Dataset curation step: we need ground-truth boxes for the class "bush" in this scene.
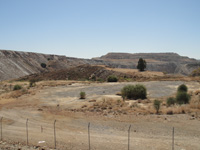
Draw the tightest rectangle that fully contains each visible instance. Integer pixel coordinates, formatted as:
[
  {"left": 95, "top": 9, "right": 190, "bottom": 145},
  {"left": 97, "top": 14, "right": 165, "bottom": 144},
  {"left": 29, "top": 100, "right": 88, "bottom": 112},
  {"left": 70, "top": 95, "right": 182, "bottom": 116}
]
[
  {"left": 167, "top": 97, "right": 176, "bottom": 106},
  {"left": 153, "top": 100, "right": 161, "bottom": 114},
  {"left": 176, "top": 91, "right": 190, "bottom": 104},
  {"left": 13, "top": 84, "right": 22, "bottom": 91},
  {"left": 80, "top": 92, "right": 86, "bottom": 99},
  {"left": 121, "top": 84, "right": 147, "bottom": 100},
  {"left": 107, "top": 76, "right": 118, "bottom": 82},
  {"left": 41, "top": 63, "right": 47, "bottom": 68},
  {"left": 29, "top": 79, "right": 37, "bottom": 87},
  {"left": 177, "top": 84, "right": 188, "bottom": 92}
]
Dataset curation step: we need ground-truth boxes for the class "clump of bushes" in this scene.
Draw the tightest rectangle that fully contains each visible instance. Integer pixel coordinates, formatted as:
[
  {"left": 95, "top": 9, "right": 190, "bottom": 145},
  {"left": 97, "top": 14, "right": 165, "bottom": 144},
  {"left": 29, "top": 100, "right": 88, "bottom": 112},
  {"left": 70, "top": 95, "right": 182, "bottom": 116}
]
[
  {"left": 153, "top": 100, "right": 161, "bottom": 114},
  {"left": 80, "top": 92, "right": 86, "bottom": 99},
  {"left": 13, "top": 84, "right": 22, "bottom": 90},
  {"left": 41, "top": 63, "right": 47, "bottom": 68},
  {"left": 167, "top": 97, "right": 176, "bottom": 106},
  {"left": 167, "top": 84, "right": 190, "bottom": 106},
  {"left": 107, "top": 75, "right": 118, "bottom": 82},
  {"left": 121, "top": 84, "right": 147, "bottom": 100}
]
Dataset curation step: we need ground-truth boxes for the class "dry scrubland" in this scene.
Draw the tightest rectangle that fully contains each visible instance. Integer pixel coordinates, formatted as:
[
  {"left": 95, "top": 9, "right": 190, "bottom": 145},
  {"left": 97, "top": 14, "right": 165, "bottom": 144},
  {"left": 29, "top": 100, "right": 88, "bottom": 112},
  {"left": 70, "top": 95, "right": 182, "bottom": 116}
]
[{"left": 0, "top": 79, "right": 200, "bottom": 149}]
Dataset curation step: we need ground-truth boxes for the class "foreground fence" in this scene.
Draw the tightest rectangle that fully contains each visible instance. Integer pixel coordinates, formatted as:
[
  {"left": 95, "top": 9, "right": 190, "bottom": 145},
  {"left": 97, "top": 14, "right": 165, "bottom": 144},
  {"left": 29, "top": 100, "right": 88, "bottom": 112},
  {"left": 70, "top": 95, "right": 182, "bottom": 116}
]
[{"left": 0, "top": 116, "right": 179, "bottom": 150}]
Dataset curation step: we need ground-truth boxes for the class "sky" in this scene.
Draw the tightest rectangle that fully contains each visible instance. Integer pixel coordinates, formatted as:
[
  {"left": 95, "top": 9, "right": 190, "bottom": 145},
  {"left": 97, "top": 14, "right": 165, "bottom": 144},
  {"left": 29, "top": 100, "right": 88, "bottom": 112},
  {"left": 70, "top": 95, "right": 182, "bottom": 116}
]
[{"left": 0, "top": 0, "right": 200, "bottom": 59}]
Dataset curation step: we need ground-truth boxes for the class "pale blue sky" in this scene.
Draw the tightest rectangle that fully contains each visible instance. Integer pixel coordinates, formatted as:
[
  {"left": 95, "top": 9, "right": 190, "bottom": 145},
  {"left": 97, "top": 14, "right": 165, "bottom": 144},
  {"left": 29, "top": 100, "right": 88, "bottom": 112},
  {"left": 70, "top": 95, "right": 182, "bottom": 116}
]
[{"left": 0, "top": 0, "right": 200, "bottom": 59}]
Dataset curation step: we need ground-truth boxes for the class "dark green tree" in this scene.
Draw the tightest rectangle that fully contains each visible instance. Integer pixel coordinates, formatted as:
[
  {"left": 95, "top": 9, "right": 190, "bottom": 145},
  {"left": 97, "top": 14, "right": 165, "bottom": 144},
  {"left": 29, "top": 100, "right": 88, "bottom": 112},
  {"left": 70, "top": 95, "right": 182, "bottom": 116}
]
[
  {"left": 41, "top": 63, "right": 47, "bottom": 68},
  {"left": 137, "top": 58, "right": 146, "bottom": 71}
]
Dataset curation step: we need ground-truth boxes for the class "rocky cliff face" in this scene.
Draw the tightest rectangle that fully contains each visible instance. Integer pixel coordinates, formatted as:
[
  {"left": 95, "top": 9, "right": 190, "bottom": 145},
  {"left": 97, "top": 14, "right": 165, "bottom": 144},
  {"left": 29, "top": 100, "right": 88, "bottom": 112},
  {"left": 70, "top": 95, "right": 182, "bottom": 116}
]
[{"left": 0, "top": 50, "right": 199, "bottom": 81}]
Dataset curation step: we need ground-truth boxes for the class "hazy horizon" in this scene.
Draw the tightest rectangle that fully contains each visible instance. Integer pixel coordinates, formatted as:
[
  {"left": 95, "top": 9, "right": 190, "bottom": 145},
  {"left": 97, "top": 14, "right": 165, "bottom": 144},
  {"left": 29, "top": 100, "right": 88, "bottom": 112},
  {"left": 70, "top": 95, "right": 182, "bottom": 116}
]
[{"left": 1, "top": 48, "right": 199, "bottom": 60}]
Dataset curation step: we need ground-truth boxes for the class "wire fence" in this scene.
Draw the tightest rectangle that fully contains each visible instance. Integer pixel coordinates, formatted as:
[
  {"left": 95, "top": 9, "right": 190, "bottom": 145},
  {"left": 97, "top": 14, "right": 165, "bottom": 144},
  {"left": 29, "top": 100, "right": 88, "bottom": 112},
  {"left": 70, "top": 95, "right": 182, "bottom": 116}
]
[{"left": 0, "top": 116, "right": 181, "bottom": 150}]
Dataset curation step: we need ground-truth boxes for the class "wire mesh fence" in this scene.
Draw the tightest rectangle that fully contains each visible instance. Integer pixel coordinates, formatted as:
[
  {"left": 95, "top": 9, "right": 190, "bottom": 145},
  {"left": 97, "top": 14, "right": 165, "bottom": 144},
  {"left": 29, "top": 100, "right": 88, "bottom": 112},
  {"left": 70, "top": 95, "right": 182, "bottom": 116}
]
[{"left": 0, "top": 116, "right": 181, "bottom": 150}]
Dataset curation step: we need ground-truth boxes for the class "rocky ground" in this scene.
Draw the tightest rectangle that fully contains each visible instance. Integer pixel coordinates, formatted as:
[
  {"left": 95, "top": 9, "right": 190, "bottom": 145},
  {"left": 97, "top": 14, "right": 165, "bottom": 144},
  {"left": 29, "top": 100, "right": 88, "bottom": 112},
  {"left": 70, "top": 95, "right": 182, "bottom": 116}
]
[{"left": 0, "top": 80, "right": 200, "bottom": 150}]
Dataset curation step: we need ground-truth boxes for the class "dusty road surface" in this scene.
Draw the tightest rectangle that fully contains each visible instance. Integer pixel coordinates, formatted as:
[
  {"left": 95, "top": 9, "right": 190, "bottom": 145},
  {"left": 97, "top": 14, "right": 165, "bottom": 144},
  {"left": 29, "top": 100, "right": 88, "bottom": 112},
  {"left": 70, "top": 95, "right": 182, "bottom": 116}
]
[{"left": 0, "top": 81, "right": 200, "bottom": 150}]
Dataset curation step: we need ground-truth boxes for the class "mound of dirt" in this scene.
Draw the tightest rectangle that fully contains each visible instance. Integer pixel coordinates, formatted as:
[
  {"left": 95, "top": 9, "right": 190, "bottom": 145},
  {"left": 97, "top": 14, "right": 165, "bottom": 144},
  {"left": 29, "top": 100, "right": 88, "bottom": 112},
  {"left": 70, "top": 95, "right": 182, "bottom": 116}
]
[
  {"left": 17, "top": 65, "right": 129, "bottom": 81},
  {"left": 17, "top": 64, "right": 198, "bottom": 82}
]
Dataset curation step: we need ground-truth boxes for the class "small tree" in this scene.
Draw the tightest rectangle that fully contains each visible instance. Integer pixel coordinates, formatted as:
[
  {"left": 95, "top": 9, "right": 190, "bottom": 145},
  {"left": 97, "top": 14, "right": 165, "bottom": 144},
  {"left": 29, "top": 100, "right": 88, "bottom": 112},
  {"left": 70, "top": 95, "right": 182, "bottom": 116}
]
[
  {"left": 177, "top": 84, "right": 188, "bottom": 92},
  {"left": 80, "top": 92, "right": 86, "bottom": 99},
  {"left": 154, "top": 100, "right": 161, "bottom": 114},
  {"left": 137, "top": 58, "right": 146, "bottom": 71}
]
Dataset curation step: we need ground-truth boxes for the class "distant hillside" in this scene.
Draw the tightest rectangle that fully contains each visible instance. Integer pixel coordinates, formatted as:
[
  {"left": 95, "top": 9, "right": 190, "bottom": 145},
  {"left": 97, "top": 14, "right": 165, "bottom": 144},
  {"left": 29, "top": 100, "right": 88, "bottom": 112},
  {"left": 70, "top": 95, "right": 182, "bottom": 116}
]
[
  {"left": 0, "top": 50, "right": 199, "bottom": 81},
  {"left": 93, "top": 52, "right": 200, "bottom": 75},
  {"left": 0, "top": 50, "right": 104, "bottom": 81}
]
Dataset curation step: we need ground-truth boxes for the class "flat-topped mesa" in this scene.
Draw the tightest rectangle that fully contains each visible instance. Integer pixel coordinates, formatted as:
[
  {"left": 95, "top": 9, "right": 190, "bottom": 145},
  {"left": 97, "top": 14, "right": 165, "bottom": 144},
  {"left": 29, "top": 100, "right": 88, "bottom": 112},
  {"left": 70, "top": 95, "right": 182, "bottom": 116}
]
[{"left": 98, "top": 52, "right": 196, "bottom": 63}]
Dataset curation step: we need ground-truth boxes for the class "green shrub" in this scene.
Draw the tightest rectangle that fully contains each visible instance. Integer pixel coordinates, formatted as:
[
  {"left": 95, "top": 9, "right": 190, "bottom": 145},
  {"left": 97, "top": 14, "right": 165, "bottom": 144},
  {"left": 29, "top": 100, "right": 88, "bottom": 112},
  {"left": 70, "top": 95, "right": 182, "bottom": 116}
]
[
  {"left": 153, "top": 100, "right": 161, "bottom": 114},
  {"left": 80, "top": 92, "right": 86, "bottom": 99},
  {"left": 13, "top": 84, "right": 22, "bottom": 91},
  {"left": 97, "top": 78, "right": 104, "bottom": 82},
  {"left": 176, "top": 91, "right": 190, "bottom": 104},
  {"left": 177, "top": 84, "right": 188, "bottom": 92},
  {"left": 167, "top": 97, "right": 176, "bottom": 106},
  {"left": 107, "top": 75, "right": 118, "bottom": 82},
  {"left": 41, "top": 63, "right": 47, "bottom": 68},
  {"left": 121, "top": 84, "right": 147, "bottom": 100}
]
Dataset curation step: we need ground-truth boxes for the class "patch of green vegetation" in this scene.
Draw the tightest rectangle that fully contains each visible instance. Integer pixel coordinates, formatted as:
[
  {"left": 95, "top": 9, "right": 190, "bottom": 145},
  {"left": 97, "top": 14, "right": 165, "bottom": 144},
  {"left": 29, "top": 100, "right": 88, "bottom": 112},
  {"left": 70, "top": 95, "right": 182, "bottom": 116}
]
[
  {"left": 154, "top": 100, "right": 161, "bottom": 114},
  {"left": 80, "top": 92, "right": 86, "bottom": 99},
  {"left": 167, "top": 97, "right": 176, "bottom": 106},
  {"left": 13, "top": 84, "right": 22, "bottom": 90},
  {"left": 107, "top": 75, "right": 118, "bottom": 82},
  {"left": 121, "top": 84, "right": 147, "bottom": 100}
]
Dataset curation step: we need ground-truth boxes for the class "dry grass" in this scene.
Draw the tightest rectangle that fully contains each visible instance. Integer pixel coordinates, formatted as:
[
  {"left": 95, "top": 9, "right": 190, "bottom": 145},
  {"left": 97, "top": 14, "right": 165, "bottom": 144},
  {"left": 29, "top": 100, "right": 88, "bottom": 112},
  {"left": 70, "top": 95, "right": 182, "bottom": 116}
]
[
  {"left": 77, "top": 91, "right": 200, "bottom": 116},
  {"left": 161, "top": 92, "right": 200, "bottom": 115}
]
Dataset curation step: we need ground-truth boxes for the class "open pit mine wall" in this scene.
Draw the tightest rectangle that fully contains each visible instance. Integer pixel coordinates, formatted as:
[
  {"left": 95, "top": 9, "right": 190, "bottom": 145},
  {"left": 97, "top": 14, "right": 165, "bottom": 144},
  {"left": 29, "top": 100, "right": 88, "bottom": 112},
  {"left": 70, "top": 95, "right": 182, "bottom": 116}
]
[{"left": 0, "top": 50, "right": 199, "bottom": 81}]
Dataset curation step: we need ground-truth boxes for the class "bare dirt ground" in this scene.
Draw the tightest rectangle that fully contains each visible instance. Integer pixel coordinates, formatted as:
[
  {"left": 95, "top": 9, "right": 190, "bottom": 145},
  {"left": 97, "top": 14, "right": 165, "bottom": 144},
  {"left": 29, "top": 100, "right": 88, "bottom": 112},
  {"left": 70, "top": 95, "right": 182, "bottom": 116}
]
[{"left": 0, "top": 81, "right": 200, "bottom": 150}]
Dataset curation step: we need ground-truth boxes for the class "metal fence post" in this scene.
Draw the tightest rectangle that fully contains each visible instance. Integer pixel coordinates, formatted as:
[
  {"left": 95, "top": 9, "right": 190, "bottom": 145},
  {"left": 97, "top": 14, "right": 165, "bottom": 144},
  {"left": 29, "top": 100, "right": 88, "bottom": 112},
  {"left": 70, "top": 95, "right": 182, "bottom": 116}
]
[
  {"left": 88, "top": 122, "right": 90, "bottom": 150},
  {"left": 172, "top": 127, "right": 174, "bottom": 150},
  {"left": 54, "top": 120, "right": 57, "bottom": 149},
  {"left": 128, "top": 125, "right": 131, "bottom": 150},
  {"left": 26, "top": 119, "right": 29, "bottom": 146},
  {"left": 1, "top": 117, "right": 3, "bottom": 141}
]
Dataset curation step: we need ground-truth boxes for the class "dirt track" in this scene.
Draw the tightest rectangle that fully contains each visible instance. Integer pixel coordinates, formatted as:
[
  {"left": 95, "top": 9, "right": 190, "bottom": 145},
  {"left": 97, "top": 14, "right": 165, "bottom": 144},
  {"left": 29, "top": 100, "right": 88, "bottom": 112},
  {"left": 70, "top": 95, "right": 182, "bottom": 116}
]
[{"left": 0, "top": 81, "right": 200, "bottom": 150}]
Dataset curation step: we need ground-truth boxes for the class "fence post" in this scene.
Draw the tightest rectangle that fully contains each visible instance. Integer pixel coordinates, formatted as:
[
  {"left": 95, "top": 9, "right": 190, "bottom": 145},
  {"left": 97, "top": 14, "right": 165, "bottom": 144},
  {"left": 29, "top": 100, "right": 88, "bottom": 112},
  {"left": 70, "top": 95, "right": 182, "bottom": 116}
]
[
  {"left": 88, "top": 122, "right": 90, "bottom": 150},
  {"left": 128, "top": 125, "right": 131, "bottom": 150},
  {"left": 54, "top": 120, "right": 57, "bottom": 149},
  {"left": 26, "top": 119, "right": 29, "bottom": 146},
  {"left": 172, "top": 127, "right": 174, "bottom": 150},
  {"left": 1, "top": 117, "right": 3, "bottom": 141},
  {"left": 41, "top": 125, "right": 43, "bottom": 133}
]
